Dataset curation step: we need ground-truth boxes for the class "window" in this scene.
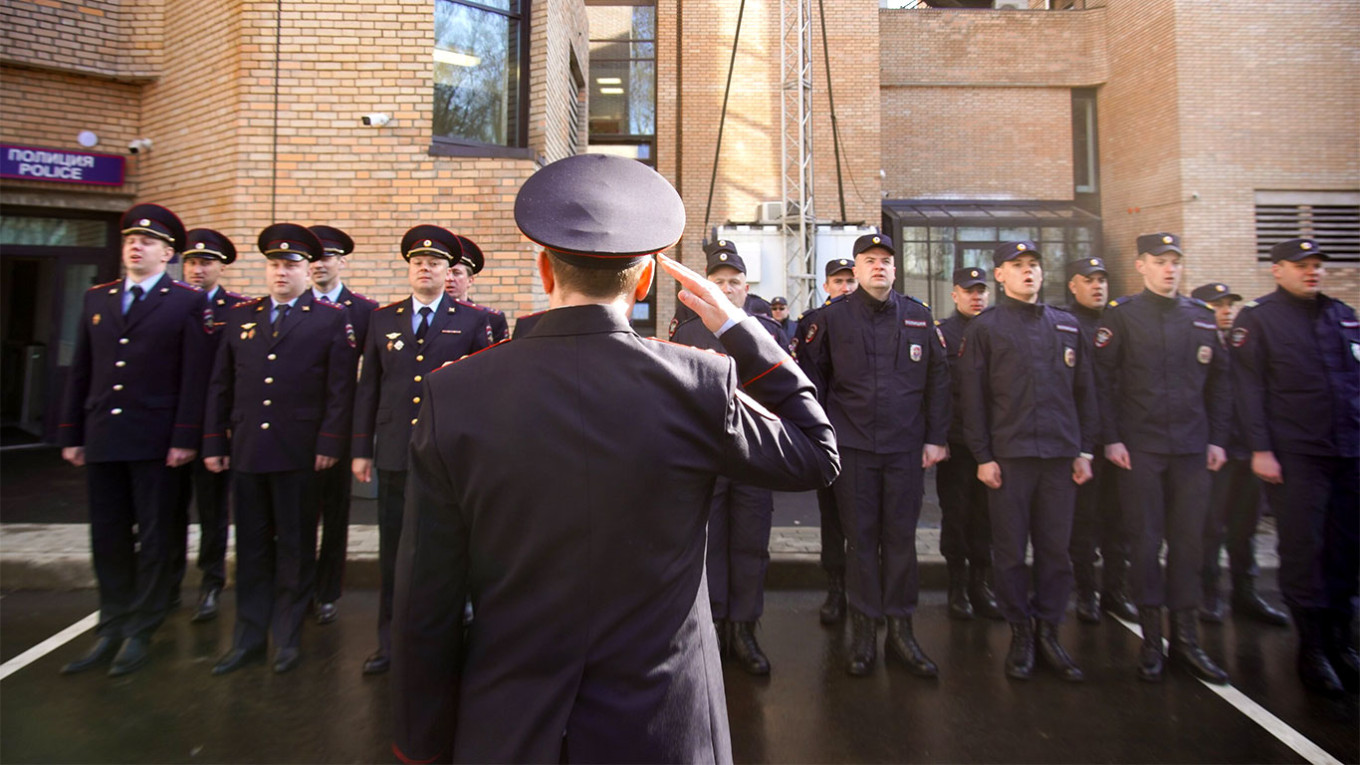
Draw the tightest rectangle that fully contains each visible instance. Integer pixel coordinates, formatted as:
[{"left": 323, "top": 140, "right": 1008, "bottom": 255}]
[
  {"left": 587, "top": 2, "right": 656, "bottom": 163},
  {"left": 431, "top": 0, "right": 529, "bottom": 155},
  {"left": 1254, "top": 191, "right": 1360, "bottom": 262},
  {"left": 1071, "top": 89, "right": 1099, "bottom": 196}
]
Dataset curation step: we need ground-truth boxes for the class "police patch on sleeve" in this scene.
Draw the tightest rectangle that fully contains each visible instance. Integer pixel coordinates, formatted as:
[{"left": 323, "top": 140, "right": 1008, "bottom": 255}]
[
  {"left": 1197, "top": 344, "right": 1213, "bottom": 364},
  {"left": 345, "top": 323, "right": 357, "bottom": 348},
  {"left": 936, "top": 326, "right": 947, "bottom": 348},
  {"left": 1094, "top": 327, "right": 1113, "bottom": 348},
  {"left": 203, "top": 307, "right": 217, "bottom": 334},
  {"left": 909, "top": 343, "right": 922, "bottom": 362},
  {"left": 1064, "top": 347, "right": 1076, "bottom": 368},
  {"left": 1230, "top": 327, "right": 1249, "bottom": 348},
  {"left": 805, "top": 322, "right": 819, "bottom": 344},
  {"left": 668, "top": 316, "right": 678, "bottom": 339}
]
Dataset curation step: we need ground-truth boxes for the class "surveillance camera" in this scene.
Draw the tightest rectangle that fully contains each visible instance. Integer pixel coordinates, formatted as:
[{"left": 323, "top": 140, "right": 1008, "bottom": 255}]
[
  {"left": 128, "top": 138, "right": 153, "bottom": 154},
  {"left": 360, "top": 113, "right": 391, "bottom": 127}
]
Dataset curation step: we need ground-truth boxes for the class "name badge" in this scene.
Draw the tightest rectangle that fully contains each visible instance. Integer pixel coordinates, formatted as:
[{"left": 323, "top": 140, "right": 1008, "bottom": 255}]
[
  {"left": 903, "top": 319, "right": 927, "bottom": 328},
  {"left": 441, "top": 329, "right": 461, "bottom": 334},
  {"left": 1193, "top": 320, "right": 1217, "bottom": 331},
  {"left": 1055, "top": 324, "right": 1079, "bottom": 334}
]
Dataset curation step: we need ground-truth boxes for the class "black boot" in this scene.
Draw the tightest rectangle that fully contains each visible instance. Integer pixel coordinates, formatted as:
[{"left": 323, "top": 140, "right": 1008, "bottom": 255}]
[
  {"left": 847, "top": 610, "right": 877, "bottom": 677},
  {"left": 947, "top": 564, "right": 974, "bottom": 621},
  {"left": 1035, "top": 620, "right": 1084, "bottom": 682},
  {"left": 730, "top": 622, "right": 771, "bottom": 676},
  {"left": 60, "top": 636, "right": 120, "bottom": 675},
  {"left": 108, "top": 635, "right": 152, "bottom": 677},
  {"left": 819, "top": 570, "right": 846, "bottom": 625},
  {"left": 1325, "top": 609, "right": 1359, "bottom": 693},
  {"left": 1230, "top": 575, "right": 1289, "bottom": 627},
  {"left": 1005, "top": 620, "right": 1035, "bottom": 680},
  {"left": 969, "top": 565, "right": 1005, "bottom": 621},
  {"left": 886, "top": 616, "right": 938, "bottom": 677},
  {"left": 1293, "top": 608, "right": 1344, "bottom": 697},
  {"left": 1169, "top": 609, "right": 1229, "bottom": 685},
  {"left": 1073, "top": 563, "right": 1101, "bottom": 624},
  {"left": 1199, "top": 572, "right": 1224, "bottom": 624},
  {"left": 1101, "top": 561, "right": 1140, "bottom": 622},
  {"left": 713, "top": 619, "right": 730, "bottom": 660},
  {"left": 1137, "top": 607, "right": 1165, "bottom": 682}
]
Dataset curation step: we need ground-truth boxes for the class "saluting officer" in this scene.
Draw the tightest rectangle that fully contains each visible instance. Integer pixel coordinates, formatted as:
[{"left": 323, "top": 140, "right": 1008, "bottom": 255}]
[
  {"left": 204, "top": 224, "right": 358, "bottom": 675},
  {"left": 1190, "top": 281, "right": 1289, "bottom": 627},
  {"left": 1232, "top": 238, "right": 1358, "bottom": 697},
  {"left": 935, "top": 266, "right": 1002, "bottom": 621},
  {"left": 671, "top": 240, "right": 789, "bottom": 675},
  {"left": 58, "top": 203, "right": 212, "bottom": 677},
  {"left": 444, "top": 234, "right": 509, "bottom": 342},
  {"left": 1095, "top": 232, "right": 1231, "bottom": 685},
  {"left": 1064, "top": 257, "right": 1138, "bottom": 624},
  {"left": 307, "top": 225, "right": 377, "bottom": 625},
  {"left": 959, "top": 242, "right": 1095, "bottom": 682},
  {"left": 351, "top": 225, "right": 493, "bottom": 676},
  {"left": 793, "top": 256, "right": 858, "bottom": 624},
  {"left": 391, "top": 154, "right": 837, "bottom": 763},
  {"left": 175, "top": 228, "right": 247, "bottom": 623},
  {"left": 801, "top": 233, "right": 950, "bottom": 678}
]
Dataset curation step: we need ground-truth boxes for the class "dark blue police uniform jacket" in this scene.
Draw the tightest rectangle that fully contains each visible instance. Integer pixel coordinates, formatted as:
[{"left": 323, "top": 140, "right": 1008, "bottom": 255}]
[
  {"left": 799, "top": 288, "right": 950, "bottom": 453},
  {"left": 352, "top": 294, "right": 494, "bottom": 471},
  {"left": 392, "top": 306, "right": 838, "bottom": 765},
  {"left": 332, "top": 285, "right": 378, "bottom": 351},
  {"left": 203, "top": 292, "right": 356, "bottom": 473},
  {"left": 937, "top": 309, "right": 987, "bottom": 448},
  {"left": 59, "top": 273, "right": 213, "bottom": 462}
]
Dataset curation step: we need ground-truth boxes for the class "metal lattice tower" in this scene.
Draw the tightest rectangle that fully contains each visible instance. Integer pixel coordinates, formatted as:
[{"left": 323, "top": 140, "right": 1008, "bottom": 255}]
[{"left": 780, "top": 0, "right": 816, "bottom": 311}]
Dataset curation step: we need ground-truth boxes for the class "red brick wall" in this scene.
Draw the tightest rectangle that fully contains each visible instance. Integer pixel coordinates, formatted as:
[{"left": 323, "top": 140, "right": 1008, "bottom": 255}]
[{"left": 0, "top": 0, "right": 162, "bottom": 78}]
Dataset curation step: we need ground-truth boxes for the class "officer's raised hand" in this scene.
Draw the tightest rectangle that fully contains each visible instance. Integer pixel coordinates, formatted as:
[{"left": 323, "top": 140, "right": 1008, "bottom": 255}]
[{"left": 659, "top": 254, "right": 746, "bottom": 335}]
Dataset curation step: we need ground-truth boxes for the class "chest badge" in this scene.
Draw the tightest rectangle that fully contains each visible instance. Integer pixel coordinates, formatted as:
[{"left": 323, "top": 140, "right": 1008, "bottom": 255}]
[
  {"left": 92, "top": 313, "right": 101, "bottom": 326},
  {"left": 386, "top": 332, "right": 402, "bottom": 352},
  {"left": 1351, "top": 341, "right": 1359, "bottom": 362},
  {"left": 1094, "top": 327, "right": 1113, "bottom": 348},
  {"left": 1197, "top": 344, "right": 1213, "bottom": 364},
  {"left": 1064, "top": 347, "right": 1076, "bottom": 368},
  {"left": 240, "top": 322, "right": 257, "bottom": 340},
  {"left": 910, "top": 343, "right": 923, "bottom": 362}
]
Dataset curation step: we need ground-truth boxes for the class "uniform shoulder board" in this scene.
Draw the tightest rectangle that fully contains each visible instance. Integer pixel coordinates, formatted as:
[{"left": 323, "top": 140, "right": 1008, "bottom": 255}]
[
  {"left": 172, "top": 280, "right": 202, "bottom": 291},
  {"left": 1107, "top": 295, "right": 1132, "bottom": 309},
  {"left": 89, "top": 279, "right": 120, "bottom": 292},
  {"left": 1189, "top": 297, "right": 1213, "bottom": 310},
  {"left": 225, "top": 290, "right": 248, "bottom": 300},
  {"left": 1239, "top": 299, "right": 1259, "bottom": 310},
  {"left": 437, "top": 337, "right": 512, "bottom": 369},
  {"left": 233, "top": 297, "right": 266, "bottom": 310},
  {"left": 933, "top": 319, "right": 941, "bottom": 326},
  {"left": 904, "top": 294, "right": 929, "bottom": 309},
  {"left": 315, "top": 299, "right": 345, "bottom": 310},
  {"left": 379, "top": 299, "right": 405, "bottom": 311},
  {"left": 350, "top": 291, "right": 376, "bottom": 305},
  {"left": 517, "top": 309, "right": 546, "bottom": 320},
  {"left": 453, "top": 298, "right": 478, "bottom": 309}
]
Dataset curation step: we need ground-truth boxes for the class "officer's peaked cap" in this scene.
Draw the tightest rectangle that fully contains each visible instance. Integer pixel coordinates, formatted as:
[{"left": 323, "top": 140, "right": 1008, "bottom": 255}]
[
  {"left": 258, "top": 223, "right": 324, "bottom": 262},
  {"left": 401, "top": 225, "right": 462, "bottom": 263},
  {"left": 182, "top": 228, "right": 237, "bottom": 265},
  {"left": 121, "top": 203, "right": 186, "bottom": 249}
]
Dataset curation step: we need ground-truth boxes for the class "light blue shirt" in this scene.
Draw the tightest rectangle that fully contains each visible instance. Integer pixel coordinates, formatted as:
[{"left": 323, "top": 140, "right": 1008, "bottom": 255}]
[
  {"left": 122, "top": 273, "right": 163, "bottom": 314},
  {"left": 411, "top": 296, "right": 439, "bottom": 334},
  {"left": 270, "top": 297, "right": 299, "bottom": 325},
  {"left": 313, "top": 284, "right": 344, "bottom": 304}
]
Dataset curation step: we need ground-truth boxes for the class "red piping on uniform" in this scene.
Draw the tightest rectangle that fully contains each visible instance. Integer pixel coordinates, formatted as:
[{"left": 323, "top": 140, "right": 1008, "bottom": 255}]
[
  {"left": 391, "top": 743, "right": 440, "bottom": 764},
  {"left": 742, "top": 358, "right": 785, "bottom": 388},
  {"left": 540, "top": 245, "right": 663, "bottom": 260}
]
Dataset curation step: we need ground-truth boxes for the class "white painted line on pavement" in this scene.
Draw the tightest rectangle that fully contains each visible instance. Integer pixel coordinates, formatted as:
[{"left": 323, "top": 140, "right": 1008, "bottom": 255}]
[
  {"left": 0, "top": 611, "right": 99, "bottom": 681},
  {"left": 1111, "top": 614, "right": 1341, "bottom": 765}
]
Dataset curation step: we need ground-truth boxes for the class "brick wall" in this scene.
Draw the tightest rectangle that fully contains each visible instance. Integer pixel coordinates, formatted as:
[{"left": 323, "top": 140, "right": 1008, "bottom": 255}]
[{"left": 0, "top": 0, "right": 162, "bottom": 79}]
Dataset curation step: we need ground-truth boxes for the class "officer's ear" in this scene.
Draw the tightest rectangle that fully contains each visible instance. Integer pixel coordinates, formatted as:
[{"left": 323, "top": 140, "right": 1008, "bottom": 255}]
[
  {"left": 633, "top": 257, "right": 656, "bottom": 302},
  {"left": 536, "top": 249, "right": 556, "bottom": 296}
]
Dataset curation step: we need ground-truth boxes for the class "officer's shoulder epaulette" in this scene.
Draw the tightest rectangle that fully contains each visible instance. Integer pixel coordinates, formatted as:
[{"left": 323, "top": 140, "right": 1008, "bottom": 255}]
[
  {"left": 172, "top": 280, "right": 202, "bottom": 292},
  {"left": 1107, "top": 295, "right": 1133, "bottom": 309},
  {"left": 89, "top": 279, "right": 120, "bottom": 293},
  {"left": 233, "top": 297, "right": 266, "bottom": 310},
  {"left": 1187, "top": 296, "right": 1214, "bottom": 311},
  {"left": 349, "top": 291, "right": 376, "bottom": 305},
  {"left": 434, "top": 337, "right": 513, "bottom": 371},
  {"left": 1239, "top": 298, "right": 1261, "bottom": 311},
  {"left": 903, "top": 294, "right": 930, "bottom": 310},
  {"left": 378, "top": 299, "right": 405, "bottom": 312},
  {"left": 224, "top": 290, "right": 248, "bottom": 300},
  {"left": 1047, "top": 304, "right": 1078, "bottom": 318},
  {"left": 934, "top": 319, "right": 940, "bottom": 326},
  {"left": 314, "top": 299, "right": 345, "bottom": 311},
  {"left": 453, "top": 298, "right": 481, "bottom": 310},
  {"left": 516, "top": 308, "right": 546, "bottom": 321}
]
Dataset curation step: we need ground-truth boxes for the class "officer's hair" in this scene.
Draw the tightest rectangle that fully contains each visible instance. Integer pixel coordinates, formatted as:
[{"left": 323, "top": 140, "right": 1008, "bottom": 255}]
[{"left": 547, "top": 251, "right": 649, "bottom": 300}]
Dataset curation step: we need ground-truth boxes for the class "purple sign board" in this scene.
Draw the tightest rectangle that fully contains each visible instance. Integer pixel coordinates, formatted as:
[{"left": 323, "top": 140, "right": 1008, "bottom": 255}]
[{"left": 1, "top": 144, "right": 125, "bottom": 186}]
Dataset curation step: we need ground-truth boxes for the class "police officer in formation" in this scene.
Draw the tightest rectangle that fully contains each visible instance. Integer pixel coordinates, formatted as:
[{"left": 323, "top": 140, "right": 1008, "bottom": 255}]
[
  {"left": 1190, "top": 281, "right": 1289, "bottom": 628},
  {"left": 1063, "top": 257, "right": 1139, "bottom": 624},
  {"left": 350, "top": 225, "right": 494, "bottom": 675},
  {"left": 1231, "top": 238, "right": 1358, "bottom": 696},
  {"left": 959, "top": 241, "right": 1095, "bottom": 681},
  {"left": 793, "top": 257, "right": 858, "bottom": 625},
  {"left": 1095, "top": 232, "right": 1231, "bottom": 685},
  {"left": 307, "top": 225, "right": 377, "bottom": 626},
  {"left": 935, "top": 266, "right": 1003, "bottom": 621},
  {"left": 204, "top": 223, "right": 358, "bottom": 675},
  {"left": 671, "top": 240, "right": 790, "bottom": 675},
  {"left": 59, "top": 204, "right": 213, "bottom": 676},
  {"left": 175, "top": 228, "right": 247, "bottom": 623},
  {"left": 769, "top": 295, "right": 792, "bottom": 335},
  {"left": 801, "top": 233, "right": 949, "bottom": 678},
  {"left": 443, "top": 234, "right": 509, "bottom": 342}
]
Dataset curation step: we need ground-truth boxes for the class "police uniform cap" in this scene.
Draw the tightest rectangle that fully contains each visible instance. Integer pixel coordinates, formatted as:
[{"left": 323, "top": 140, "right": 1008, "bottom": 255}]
[
  {"left": 182, "top": 228, "right": 237, "bottom": 265},
  {"left": 258, "top": 223, "right": 324, "bottom": 262},
  {"left": 952, "top": 266, "right": 987, "bottom": 288},
  {"left": 704, "top": 239, "right": 746, "bottom": 275},
  {"left": 825, "top": 258, "right": 854, "bottom": 278},
  {"left": 514, "top": 153, "right": 685, "bottom": 270},
  {"left": 308, "top": 225, "right": 354, "bottom": 258},
  {"left": 1137, "top": 232, "right": 1182, "bottom": 257},
  {"left": 1190, "top": 282, "right": 1242, "bottom": 303},
  {"left": 852, "top": 233, "right": 895, "bottom": 258},
  {"left": 401, "top": 225, "right": 462, "bottom": 263},
  {"left": 770, "top": 296, "right": 788, "bottom": 307},
  {"left": 121, "top": 203, "right": 186, "bottom": 248},
  {"left": 453, "top": 234, "right": 485, "bottom": 274},
  {"left": 1065, "top": 256, "right": 1107, "bottom": 278},
  {"left": 993, "top": 240, "right": 1041, "bottom": 267},
  {"left": 1270, "top": 237, "right": 1329, "bottom": 263}
]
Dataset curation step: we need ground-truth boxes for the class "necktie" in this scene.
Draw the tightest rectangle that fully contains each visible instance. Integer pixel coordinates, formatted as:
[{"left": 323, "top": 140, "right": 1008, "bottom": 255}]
[
  {"left": 272, "top": 304, "right": 291, "bottom": 337},
  {"left": 416, "top": 306, "right": 432, "bottom": 343},
  {"left": 124, "top": 285, "right": 144, "bottom": 317}
]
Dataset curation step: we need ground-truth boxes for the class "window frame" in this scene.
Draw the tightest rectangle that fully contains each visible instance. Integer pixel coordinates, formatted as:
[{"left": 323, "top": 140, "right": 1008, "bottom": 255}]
[{"left": 428, "top": 0, "right": 533, "bottom": 159}]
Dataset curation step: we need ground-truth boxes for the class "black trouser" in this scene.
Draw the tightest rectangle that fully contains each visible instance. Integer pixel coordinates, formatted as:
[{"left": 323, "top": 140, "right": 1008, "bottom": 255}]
[
  {"left": 314, "top": 458, "right": 351, "bottom": 604},
  {"left": 86, "top": 460, "right": 184, "bottom": 639},
  {"left": 1120, "top": 450, "right": 1209, "bottom": 610},
  {"left": 1264, "top": 453, "right": 1359, "bottom": 614},
  {"left": 1202, "top": 457, "right": 1262, "bottom": 584},
  {"left": 706, "top": 477, "right": 773, "bottom": 622},
  {"left": 170, "top": 460, "right": 231, "bottom": 594},
  {"left": 817, "top": 487, "right": 845, "bottom": 574},
  {"left": 936, "top": 444, "right": 992, "bottom": 569},
  {"left": 231, "top": 469, "right": 318, "bottom": 652},
  {"left": 987, "top": 457, "right": 1076, "bottom": 624},
  {"left": 835, "top": 447, "right": 923, "bottom": 619},
  {"left": 1069, "top": 454, "right": 1129, "bottom": 588},
  {"left": 375, "top": 469, "right": 407, "bottom": 654}
]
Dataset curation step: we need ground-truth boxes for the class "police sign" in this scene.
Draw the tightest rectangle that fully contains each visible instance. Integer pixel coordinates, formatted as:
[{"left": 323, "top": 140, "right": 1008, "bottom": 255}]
[{"left": 1, "top": 144, "right": 124, "bottom": 186}]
